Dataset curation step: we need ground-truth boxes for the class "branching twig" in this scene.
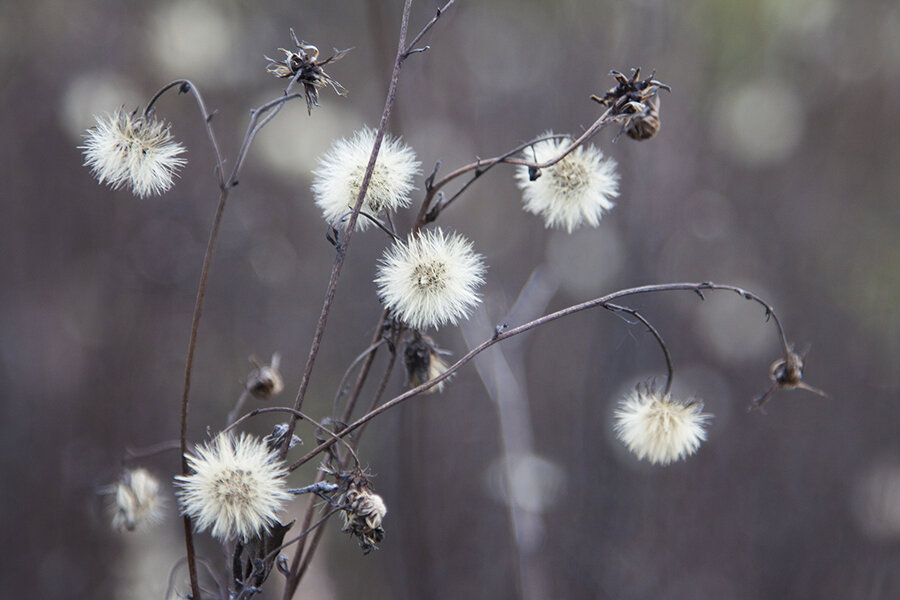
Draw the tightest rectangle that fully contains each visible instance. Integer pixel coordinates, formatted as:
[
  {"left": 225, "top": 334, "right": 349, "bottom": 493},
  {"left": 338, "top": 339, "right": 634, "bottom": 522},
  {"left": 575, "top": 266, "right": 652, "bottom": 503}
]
[{"left": 289, "top": 282, "right": 792, "bottom": 470}]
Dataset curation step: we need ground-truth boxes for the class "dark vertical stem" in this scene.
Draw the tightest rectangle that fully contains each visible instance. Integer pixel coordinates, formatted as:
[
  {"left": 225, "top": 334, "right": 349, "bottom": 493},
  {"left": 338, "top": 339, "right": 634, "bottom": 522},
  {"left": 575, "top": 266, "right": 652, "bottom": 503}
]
[{"left": 180, "top": 187, "right": 228, "bottom": 600}]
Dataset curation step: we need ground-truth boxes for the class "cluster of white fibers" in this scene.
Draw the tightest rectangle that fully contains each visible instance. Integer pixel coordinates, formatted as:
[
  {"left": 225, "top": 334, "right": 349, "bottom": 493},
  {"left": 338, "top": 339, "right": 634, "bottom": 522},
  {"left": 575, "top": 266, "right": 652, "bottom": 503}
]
[
  {"left": 614, "top": 385, "right": 711, "bottom": 466},
  {"left": 375, "top": 228, "right": 486, "bottom": 331},
  {"left": 175, "top": 433, "right": 291, "bottom": 542},
  {"left": 312, "top": 127, "right": 421, "bottom": 230},
  {"left": 514, "top": 133, "right": 619, "bottom": 233},
  {"left": 81, "top": 108, "right": 186, "bottom": 198}
]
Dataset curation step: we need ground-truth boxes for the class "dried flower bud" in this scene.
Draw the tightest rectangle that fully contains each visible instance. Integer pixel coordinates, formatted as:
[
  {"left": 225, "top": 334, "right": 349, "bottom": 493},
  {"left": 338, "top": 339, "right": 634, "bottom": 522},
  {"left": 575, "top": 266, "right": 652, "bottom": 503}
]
[
  {"left": 404, "top": 334, "right": 451, "bottom": 393},
  {"left": 339, "top": 473, "right": 387, "bottom": 554},
  {"left": 265, "top": 29, "right": 350, "bottom": 114},
  {"left": 753, "top": 346, "right": 828, "bottom": 409},
  {"left": 246, "top": 353, "right": 284, "bottom": 400},
  {"left": 590, "top": 67, "right": 670, "bottom": 141},
  {"left": 264, "top": 423, "right": 303, "bottom": 453},
  {"left": 109, "top": 468, "right": 165, "bottom": 531}
]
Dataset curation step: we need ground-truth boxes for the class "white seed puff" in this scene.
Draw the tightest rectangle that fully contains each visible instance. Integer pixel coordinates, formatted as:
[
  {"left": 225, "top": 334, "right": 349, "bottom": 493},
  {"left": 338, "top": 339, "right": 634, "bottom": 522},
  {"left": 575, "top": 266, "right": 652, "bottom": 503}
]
[
  {"left": 81, "top": 108, "right": 186, "bottom": 198},
  {"left": 312, "top": 127, "right": 421, "bottom": 230},
  {"left": 515, "top": 133, "right": 619, "bottom": 233},
  {"left": 375, "top": 228, "right": 486, "bottom": 331},
  {"left": 175, "top": 433, "right": 291, "bottom": 541},
  {"left": 614, "top": 385, "right": 711, "bottom": 465},
  {"left": 110, "top": 468, "right": 166, "bottom": 531}
]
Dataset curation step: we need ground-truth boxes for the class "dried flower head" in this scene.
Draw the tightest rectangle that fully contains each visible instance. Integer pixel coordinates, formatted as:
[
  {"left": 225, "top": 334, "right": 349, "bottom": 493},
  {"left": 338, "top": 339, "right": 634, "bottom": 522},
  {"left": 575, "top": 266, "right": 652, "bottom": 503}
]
[
  {"left": 591, "top": 67, "right": 670, "bottom": 141},
  {"left": 614, "top": 383, "right": 711, "bottom": 465},
  {"left": 312, "top": 127, "right": 421, "bottom": 231},
  {"left": 246, "top": 353, "right": 284, "bottom": 400},
  {"left": 266, "top": 29, "right": 350, "bottom": 114},
  {"left": 339, "top": 474, "right": 387, "bottom": 554},
  {"left": 80, "top": 108, "right": 186, "bottom": 198},
  {"left": 175, "top": 433, "right": 291, "bottom": 541},
  {"left": 109, "top": 468, "right": 165, "bottom": 531},
  {"left": 515, "top": 134, "right": 619, "bottom": 233},
  {"left": 404, "top": 334, "right": 451, "bottom": 393},
  {"left": 376, "top": 228, "right": 486, "bottom": 331},
  {"left": 752, "top": 346, "right": 828, "bottom": 410}
]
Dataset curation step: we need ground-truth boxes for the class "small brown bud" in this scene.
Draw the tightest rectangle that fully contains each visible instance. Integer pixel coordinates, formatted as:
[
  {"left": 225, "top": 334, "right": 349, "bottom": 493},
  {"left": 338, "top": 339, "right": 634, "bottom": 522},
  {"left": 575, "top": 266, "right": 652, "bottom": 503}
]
[
  {"left": 338, "top": 471, "right": 387, "bottom": 554},
  {"left": 246, "top": 353, "right": 284, "bottom": 400},
  {"left": 404, "top": 334, "right": 451, "bottom": 394}
]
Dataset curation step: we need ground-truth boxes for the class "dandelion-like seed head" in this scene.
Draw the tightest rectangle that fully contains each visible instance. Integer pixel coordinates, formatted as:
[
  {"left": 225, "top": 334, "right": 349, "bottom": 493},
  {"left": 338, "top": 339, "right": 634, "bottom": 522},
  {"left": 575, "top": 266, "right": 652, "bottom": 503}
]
[
  {"left": 80, "top": 108, "right": 186, "bottom": 198},
  {"left": 312, "top": 127, "right": 421, "bottom": 231},
  {"left": 614, "top": 383, "right": 711, "bottom": 466},
  {"left": 109, "top": 468, "right": 165, "bottom": 531},
  {"left": 514, "top": 133, "right": 619, "bottom": 233},
  {"left": 175, "top": 433, "right": 291, "bottom": 541},
  {"left": 376, "top": 228, "right": 486, "bottom": 331}
]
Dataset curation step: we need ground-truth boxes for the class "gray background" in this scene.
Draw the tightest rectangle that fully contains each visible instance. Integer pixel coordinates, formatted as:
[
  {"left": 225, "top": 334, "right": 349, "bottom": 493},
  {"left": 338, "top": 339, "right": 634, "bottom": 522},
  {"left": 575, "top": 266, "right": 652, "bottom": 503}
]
[{"left": 2, "top": 0, "right": 898, "bottom": 598}]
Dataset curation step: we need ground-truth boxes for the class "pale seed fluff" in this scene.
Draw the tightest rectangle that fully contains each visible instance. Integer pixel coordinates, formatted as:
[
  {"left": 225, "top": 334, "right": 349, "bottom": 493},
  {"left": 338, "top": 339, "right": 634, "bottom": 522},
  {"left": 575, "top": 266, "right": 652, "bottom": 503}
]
[
  {"left": 175, "top": 433, "right": 291, "bottom": 541},
  {"left": 514, "top": 133, "right": 619, "bottom": 233},
  {"left": 80, "top": 108, "right": 186, "bottom": 198},
  {"left": 110, "top": 468, "right": 166, "bottom": 531},
  {"left": 614, "top": 385, "right": 711, "bottom": 466},
  {"left": 312, "top": 127, "right": 421, "bottom": 230},
  {"left": 375, "top": 228, "right": 486, "bottom": 331}
]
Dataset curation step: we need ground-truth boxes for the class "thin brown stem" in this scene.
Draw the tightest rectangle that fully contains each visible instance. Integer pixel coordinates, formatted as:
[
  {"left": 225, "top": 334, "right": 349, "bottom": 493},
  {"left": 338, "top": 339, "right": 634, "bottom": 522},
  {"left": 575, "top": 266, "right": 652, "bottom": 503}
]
[
  {"left": 280, "top": 0, "right": 420, "bottom": 462},
  {"left": 603, "top": 302, "right": 674, "bottom": 395},
  {"left": 289, "top": 281, "right": 791, "bottom": 469},
  {"left": 332, "top": 338, "right": 387, "bottom": 419}
]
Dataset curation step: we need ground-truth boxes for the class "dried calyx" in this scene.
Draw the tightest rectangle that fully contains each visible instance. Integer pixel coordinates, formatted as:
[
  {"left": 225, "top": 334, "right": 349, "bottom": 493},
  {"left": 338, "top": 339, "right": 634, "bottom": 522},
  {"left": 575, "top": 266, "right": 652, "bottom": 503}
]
[
  {"left": 591, "top": 67, "right": 670, "bottom": 141},
  {"left": 266, "top": 29, "right": 351, "bottom": 114},
  {"left": 335, "top": 470, "right": 387, "bottom": 554}
]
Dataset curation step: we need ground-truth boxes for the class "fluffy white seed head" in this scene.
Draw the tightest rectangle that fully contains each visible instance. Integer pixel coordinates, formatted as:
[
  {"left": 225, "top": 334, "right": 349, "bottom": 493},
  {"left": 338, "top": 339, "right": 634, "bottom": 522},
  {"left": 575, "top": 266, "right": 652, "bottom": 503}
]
[
  {"left": 614, "top": 385, "right": 711, "bottom": 465},
  {"left": 175, "top": 433, "right": 291, "bottom": 541},
  {"left": 312, "top": 127, "right": 421, "bottom": 231},
  {"left": 110, "top": 468, "right": 166, "bottom": 531},
  {"left": 514, "top": 134, "right": 619, "bottom": 233},
  {"left": 80, "top": 108, "right": 186, "bottom": 198},
  {"left": 375, "top": 228, "right": 486, "bottom": 331}
]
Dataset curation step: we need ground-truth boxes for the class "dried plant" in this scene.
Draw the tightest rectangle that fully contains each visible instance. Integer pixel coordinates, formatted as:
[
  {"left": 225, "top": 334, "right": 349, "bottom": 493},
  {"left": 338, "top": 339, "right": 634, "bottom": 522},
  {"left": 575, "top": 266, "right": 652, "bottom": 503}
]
[{"left": 82, "top": 2, "right": 826, "bottom": 598}]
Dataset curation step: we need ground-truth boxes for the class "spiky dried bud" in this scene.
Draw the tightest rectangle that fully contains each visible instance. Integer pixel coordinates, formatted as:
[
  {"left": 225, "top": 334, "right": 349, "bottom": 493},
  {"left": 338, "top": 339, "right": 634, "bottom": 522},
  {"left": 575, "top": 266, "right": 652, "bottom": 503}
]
[
  {"left": 591, "top": 67, "right": 670, "bottom": 141},
  {"left": 246, "top": 353, "right": 284, "bottom": 400},
  {"left": 404, "top": 334, "right": 451, "bottom": 393},
  {"left": 339, "top": 473, "right": 387, "bottom": 554},
  {"left": 266, "top": 29, "right": 350, "bottom": 114}
]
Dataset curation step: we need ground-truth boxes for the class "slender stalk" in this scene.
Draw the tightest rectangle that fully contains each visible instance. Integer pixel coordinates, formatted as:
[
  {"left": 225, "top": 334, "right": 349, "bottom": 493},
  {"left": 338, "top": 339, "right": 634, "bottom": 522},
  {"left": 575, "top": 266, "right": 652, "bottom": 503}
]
[
  {"left": 289, "top": 281, "right": 791, "bottom": 470},
  {"left": 602, "top": 302, "right": 674, "bottom": 394},
  {"left": 280, "top": 0, "right": 418, "bottom": 461}
]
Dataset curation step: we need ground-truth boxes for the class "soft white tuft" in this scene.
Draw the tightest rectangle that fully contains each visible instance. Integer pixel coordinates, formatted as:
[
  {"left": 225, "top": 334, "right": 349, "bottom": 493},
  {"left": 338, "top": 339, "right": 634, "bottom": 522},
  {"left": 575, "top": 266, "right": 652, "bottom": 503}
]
[
  {"left": 80, "top": 108, "right": 186, "bottom": 198},
  {"left": 514, "top": 133, "right": 619, "bottom": 233},
  {"left": 312, "top": 127, "right": 421, "bottom": 231},
  {"left": 614, "top": 385, "right": 711, "bottom": 465},
  {"left": 110, "top": 468, "right": 166, "bottom": 531},
  {"left": 175, "top": 433, "right": 291, "bottom": 541},
  {"left": 375, "top": 228, "right": 486, "bottom": 331}
]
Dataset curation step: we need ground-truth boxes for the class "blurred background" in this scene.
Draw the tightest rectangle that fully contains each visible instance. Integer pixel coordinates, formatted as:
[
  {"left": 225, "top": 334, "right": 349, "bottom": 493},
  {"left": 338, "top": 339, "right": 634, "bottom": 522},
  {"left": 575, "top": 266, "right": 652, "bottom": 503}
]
[{"left": 2, "top": 0, "right": 899, "bottom": 598}]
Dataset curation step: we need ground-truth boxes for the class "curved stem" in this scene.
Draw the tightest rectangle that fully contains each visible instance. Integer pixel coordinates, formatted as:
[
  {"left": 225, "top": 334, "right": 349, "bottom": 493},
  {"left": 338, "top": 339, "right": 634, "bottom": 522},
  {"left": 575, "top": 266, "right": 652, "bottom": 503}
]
[
  {"left": 603, "top": 302, "right": 674, "bottom": 395},
  {"left": 279, "top": 0, "right": 416, "bottom": 462},
  {"left": 123, "top": 439, "right": 182, "bottom": 462},
  {"left": 289, "top": 281, "right": 791, "bottom": 470},
  {"left": 146, "top": 79, "right": 227, "bottom": 187}
]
